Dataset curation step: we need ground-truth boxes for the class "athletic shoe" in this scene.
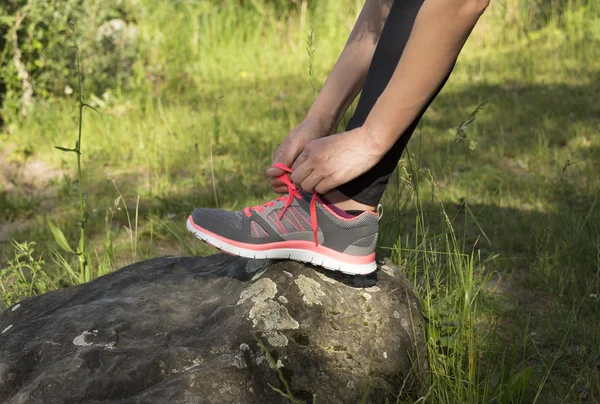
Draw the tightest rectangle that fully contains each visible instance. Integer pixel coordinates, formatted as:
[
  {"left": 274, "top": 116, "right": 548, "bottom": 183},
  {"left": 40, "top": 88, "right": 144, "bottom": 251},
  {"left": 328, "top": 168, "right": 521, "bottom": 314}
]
[{"left": 186, "top": 164, "right": 380, "bottom": 275}]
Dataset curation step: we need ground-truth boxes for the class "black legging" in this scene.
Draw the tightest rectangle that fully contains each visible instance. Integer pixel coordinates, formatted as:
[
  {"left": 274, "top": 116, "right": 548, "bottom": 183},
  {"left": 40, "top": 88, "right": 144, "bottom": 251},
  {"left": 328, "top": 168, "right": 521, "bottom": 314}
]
[{"left": 337, "top": 0, "right": 452, "bottom": 206}]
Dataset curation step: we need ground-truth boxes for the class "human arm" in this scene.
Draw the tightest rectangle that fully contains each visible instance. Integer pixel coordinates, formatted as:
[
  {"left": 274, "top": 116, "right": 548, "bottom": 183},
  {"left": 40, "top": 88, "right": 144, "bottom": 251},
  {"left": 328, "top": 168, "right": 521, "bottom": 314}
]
[
  {"left": 267, "top": 0, "right": 394, "bottom": 193},
  {"left": 290, "top": 0, "right": 490, "bottom": 194}
]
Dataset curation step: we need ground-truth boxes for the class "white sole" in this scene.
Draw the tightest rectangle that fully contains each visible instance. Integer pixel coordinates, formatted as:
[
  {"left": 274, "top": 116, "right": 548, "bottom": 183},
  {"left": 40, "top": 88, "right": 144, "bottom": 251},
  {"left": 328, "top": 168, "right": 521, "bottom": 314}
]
[{"left": 186, "top": 218, "right": 376, "bottom": 275}]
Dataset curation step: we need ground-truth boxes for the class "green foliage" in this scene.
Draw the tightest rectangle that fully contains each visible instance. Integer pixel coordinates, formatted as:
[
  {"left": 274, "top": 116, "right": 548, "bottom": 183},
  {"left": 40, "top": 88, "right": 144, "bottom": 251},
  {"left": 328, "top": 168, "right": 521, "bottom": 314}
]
[
  {"left": 2, "top": 0, "right": 594, "bottom": 126},
  {"left": 254, "top": 334, "right": 302, "bottom": 403},
  {"left": 47, "top": 218, "right": 75, "bottom": 254},
  {"left": 231, "top": 0, "right": 315, "bottom": 18},
  {"left": 306, "top": 29, "right": 316, "bottom": 101},
  {"left": 0, "top": 0, "right": 141, "bottom": 123},
  {"left": 0, "top": 189, "right": 39, "bottom": 221},
  {"left": 390, "top": 153, "right": 488, "bottom": 401},
  {"left": 0, "top": 241, "right": 52, "bottom": 308},
  {"left": 49, "top": 36, "right": 95, "bottom": 284},
  {"left": 519, "top": 0, "right": 598, "bottom": 30}
]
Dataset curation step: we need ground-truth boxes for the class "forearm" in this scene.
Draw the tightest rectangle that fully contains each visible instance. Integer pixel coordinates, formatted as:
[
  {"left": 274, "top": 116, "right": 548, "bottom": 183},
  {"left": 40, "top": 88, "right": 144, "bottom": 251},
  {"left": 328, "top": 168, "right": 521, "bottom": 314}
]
[
  {"left": 307, "top": 0, "right": 393, "bottom": 131},
  {"left": 363, "top": 0, "right": 489, "bottom": 152}
]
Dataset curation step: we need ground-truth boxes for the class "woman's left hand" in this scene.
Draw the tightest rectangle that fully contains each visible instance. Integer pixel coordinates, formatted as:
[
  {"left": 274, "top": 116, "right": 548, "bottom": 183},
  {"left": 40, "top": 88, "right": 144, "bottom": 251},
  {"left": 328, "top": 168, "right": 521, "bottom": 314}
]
[{"left": 290, "top": 126, "right": 385, "bottom": 194}]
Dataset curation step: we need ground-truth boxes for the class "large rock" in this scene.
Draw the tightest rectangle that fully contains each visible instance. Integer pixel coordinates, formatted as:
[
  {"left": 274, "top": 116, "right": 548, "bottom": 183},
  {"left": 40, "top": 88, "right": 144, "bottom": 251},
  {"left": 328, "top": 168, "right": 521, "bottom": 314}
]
[{"left": 0, "top": 254, "right": 427, "bottom": 403}]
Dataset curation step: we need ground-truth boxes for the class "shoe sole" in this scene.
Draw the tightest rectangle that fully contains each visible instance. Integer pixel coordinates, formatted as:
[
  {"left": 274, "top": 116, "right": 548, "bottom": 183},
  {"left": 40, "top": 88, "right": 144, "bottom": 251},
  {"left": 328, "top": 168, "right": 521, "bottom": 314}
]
[{"left": 186, "top": 216, "right": 377, "bottom": 275}]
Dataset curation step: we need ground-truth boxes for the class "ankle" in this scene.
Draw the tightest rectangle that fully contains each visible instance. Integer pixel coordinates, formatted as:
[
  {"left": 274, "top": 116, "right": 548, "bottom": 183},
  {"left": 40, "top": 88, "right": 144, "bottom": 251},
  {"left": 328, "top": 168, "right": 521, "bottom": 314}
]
[{"left": 322, "top": 190, "right": 375, "bottom": 212}]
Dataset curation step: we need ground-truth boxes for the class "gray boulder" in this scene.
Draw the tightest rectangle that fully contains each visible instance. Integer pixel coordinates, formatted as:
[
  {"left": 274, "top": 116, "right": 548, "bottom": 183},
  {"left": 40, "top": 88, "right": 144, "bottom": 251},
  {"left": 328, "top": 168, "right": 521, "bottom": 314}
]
[{"left": 0, "top": 254, "right": 427, "bottom": 403}]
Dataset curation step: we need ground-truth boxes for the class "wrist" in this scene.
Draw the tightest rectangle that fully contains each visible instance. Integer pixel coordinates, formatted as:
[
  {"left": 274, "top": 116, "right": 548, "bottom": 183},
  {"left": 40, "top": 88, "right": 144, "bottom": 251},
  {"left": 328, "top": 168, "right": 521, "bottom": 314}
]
[
  {"left": 303, "top": 111, "right": 337, "bottom": 135},
  {"left": 306, "top": 94, "right": 345, "bottom": 131},
  {"left": 359, "top": 120, "right": 391, "bottom": 158},
  {"left": 305, "top": 109, "right": 336, "bottom": 126}
]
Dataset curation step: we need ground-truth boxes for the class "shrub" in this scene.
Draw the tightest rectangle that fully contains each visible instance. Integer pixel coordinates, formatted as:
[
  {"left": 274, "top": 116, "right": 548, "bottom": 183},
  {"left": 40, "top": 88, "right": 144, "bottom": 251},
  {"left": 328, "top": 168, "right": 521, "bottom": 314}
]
[{"left": 0, "top": 0, "right": 141, "bottom": 125}]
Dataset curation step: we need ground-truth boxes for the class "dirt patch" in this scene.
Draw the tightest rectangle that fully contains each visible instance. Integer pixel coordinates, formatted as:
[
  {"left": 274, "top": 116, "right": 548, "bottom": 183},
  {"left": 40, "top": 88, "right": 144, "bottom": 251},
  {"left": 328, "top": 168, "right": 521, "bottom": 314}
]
[
  {"left": 0, "top": 220, "right": 30, "bottom": 242},
  {"left": 0, "top": 147, "right": 67, "bottom": 241},
  {"left": 0, "top": 148, "right": 66, "bottom": 197}
]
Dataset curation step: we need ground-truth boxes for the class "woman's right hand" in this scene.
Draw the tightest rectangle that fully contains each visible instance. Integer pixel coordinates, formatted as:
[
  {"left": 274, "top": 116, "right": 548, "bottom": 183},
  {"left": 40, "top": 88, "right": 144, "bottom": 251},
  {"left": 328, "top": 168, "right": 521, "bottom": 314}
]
[{"left": 266, "top": 115, "right": 336, "bottom": 193}]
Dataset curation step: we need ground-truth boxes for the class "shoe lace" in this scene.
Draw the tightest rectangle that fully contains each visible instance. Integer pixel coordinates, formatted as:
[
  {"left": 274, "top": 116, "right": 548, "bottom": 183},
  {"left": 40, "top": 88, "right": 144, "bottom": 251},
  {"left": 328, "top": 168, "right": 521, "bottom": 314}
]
[{"left": 243, "top": 163, "right": 319, "bottom": 246}]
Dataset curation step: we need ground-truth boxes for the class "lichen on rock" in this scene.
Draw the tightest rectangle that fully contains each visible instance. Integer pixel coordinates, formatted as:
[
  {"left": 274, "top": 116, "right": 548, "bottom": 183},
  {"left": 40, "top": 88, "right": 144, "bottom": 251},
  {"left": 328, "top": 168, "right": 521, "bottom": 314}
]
[
  {"left": 264, "top": 332, "right": 289, "bottom": 347},
  {"left": 294, "top": 274, "right": 326, "bottom": 306},
  {"left": 249, "top": 300, "right": 299, "bottom": 331},
  {"left": 237, "top": 278, "right": 277, "bottom": 305}
]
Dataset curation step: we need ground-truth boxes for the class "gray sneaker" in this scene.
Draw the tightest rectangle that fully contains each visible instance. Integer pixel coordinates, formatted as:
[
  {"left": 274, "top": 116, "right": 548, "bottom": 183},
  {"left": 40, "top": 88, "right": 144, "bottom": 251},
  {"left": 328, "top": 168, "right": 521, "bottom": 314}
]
[{"left": 187, "top": 169, "right": 379, "bottom": 275}]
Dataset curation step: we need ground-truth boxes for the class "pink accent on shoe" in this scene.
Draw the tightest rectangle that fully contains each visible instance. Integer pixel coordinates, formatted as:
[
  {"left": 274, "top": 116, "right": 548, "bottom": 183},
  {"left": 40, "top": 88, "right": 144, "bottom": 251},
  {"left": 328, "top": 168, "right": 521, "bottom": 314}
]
[
  {"left": 243, "top": 195, "right": 285, "bottom": 217},
  {"left": 309, "top": 193, "right": 318, "bottom": 246},
  {"left": 288, "top": 207, "right": 308, "bottom": 231},
  {"left": 243, "top": 164, "right": 319, "bottom": 246},
  {"left": 268, "top": 212, "right": 287, "bottom": 234},
  {"left": 320, "top": 195, "right": 357, "bottom": 219},
  {"left": 292, "top": 206, "right": 312, "bottom": 228},
  {"left": 243, "top": 164, "right": 301, "bottom": 219},
  {"left": 317, "top": 195, "right": 374, "bottom": 222},
  {"left": 189, "top": 216, "right": 375, "bottom": 265},
  {"left": 251, "top": 221, "right": 269, "bottom": 238},
  {"left": 257, "top": 222, "right": 269, "bottom": 237},
  {"left": 251, "top": 221, "right": 258, "bottom": 238},
  {"left": 284, "top": 215, "right": 302, "bottom": 232}
]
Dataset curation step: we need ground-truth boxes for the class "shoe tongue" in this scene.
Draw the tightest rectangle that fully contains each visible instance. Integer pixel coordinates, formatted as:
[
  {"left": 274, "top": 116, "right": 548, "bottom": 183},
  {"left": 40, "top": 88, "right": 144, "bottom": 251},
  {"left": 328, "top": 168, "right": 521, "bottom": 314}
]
[{"left": 297, "top": 190, "right": 314, "bottom": 202}]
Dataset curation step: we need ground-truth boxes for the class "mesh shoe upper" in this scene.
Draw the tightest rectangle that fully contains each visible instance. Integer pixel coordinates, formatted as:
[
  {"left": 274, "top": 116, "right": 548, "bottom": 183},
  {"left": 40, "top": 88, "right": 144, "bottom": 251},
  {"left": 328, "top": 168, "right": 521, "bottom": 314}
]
[
  {"left": 191, "top": 192, "right": 378, "bottom": 255},
  {"left": 200, "top": 209, "right": 244, "bottom": 229}
]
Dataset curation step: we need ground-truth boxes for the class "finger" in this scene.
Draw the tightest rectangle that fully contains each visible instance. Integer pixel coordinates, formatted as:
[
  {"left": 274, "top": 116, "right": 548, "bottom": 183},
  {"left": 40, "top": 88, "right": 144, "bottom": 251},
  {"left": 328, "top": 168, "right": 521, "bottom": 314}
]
[
  {"left": 273, "top": 185, "right": 288, "bottom": 194},
  {"left": 301, "top": 172, "right": 324, "bottom": 194},
  {"left": 270, "top": 176, "right": 287, "bottom": 192},
  {"left": 291, "top": 150, "right": 309, "bottom": 171},
  {"left": 268, "top": 138, "right": 304, "bottom": 175},
  {"left": 266, "top": 167, "right": 285, "bottom": 177},
  {"left": 270, "top": 177, "right": 284, "bottom": 187},
  {"left": 315, "top": 176, "right": 336, "bottom": 195},
  {"left": 267, "top": 147, "right": 285, "bottom": 177},
  {"left": 291, "top": 163, "right": 313, "bottom": 189},
  {"left": 271, "top": 183, "right": 289, "bottom": 193}
]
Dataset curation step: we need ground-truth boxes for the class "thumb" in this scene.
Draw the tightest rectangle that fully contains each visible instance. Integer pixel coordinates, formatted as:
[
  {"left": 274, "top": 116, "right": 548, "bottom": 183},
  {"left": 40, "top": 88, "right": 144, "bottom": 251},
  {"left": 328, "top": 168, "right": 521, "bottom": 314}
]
[
  {"left": 266, "top": 166, "right": 285, "bottom": 177},
  {"left": 267, "top": 142, "right": 296, "bottom": 177}
]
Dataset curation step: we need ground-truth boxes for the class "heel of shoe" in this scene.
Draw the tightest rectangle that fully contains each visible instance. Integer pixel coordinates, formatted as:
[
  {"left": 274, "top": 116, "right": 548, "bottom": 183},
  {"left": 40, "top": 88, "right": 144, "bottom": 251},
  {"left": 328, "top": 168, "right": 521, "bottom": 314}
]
[{"left": 342, "top": 232, "right": 378, "bottom": 257}]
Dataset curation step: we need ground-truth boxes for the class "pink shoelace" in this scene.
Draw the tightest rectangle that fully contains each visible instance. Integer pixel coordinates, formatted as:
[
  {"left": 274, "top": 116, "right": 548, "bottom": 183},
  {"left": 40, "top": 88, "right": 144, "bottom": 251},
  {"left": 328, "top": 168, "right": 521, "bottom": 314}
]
[{"left": 243, "top": 163, "right": 319, "bottom": 246}]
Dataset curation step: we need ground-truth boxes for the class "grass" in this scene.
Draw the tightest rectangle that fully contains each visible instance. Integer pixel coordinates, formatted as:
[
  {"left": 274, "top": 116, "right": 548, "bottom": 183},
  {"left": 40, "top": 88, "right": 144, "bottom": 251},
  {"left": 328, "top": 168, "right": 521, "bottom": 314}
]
[
  {"left": 47, "top": 34, "right": 94, "bottom": 284},
  {"left": 1, "top": 0, "right": 599, "bottom": 402}
]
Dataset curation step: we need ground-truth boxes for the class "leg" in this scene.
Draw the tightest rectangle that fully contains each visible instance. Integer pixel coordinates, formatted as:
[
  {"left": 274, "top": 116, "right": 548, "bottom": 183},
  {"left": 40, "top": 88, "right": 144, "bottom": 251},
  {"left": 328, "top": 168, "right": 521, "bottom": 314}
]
[
  {"left": 335, "top": 0, "right": 453, "bottom": 207},
  {"left": 188, "top": 0, "right": 453, "bottom": 274}
]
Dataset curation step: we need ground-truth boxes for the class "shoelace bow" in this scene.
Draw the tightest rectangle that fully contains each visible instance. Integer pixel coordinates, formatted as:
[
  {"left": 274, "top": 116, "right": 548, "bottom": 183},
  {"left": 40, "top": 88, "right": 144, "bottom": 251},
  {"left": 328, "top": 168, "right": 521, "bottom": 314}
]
[{"left": 243, "top": 163, "right": 319, "bottom": 246}]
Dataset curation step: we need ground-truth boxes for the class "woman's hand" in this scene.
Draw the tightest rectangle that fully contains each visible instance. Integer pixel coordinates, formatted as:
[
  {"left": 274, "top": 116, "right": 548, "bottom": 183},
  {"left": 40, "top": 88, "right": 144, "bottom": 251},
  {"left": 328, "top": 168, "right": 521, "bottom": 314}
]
[
  {"left": 267, "top": 115, "right": 335, "bottom": 193},
  {"left": 290, "top": 126, "right": 386, "bottom": 195}
]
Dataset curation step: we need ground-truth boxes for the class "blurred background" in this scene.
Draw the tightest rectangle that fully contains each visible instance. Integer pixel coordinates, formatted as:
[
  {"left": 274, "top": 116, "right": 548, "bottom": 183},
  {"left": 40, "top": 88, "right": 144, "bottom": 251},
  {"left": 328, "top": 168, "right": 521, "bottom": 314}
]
[{"left": 1, "top": 0, "right": 599, "bottom": 402}]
